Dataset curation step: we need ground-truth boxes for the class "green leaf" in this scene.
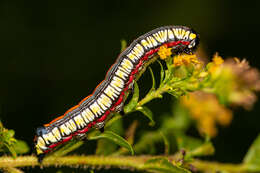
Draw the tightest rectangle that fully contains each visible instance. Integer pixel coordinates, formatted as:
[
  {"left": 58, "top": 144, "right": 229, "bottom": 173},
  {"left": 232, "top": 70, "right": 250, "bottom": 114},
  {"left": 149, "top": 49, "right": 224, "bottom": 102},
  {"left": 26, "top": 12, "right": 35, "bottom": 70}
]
[
  {"left": 96, "top": 138, "right": 118, "bottom": 156},
  {"left": 148, "top": 67, "right": 156, "bottom": 90},
  {"left": 143, "top": 158, "right": 191, "bottom": 173},
  {"left": 0, "top": 122, "right": 20, "bottom": 157},
  {"left": 243, "top": 134, "right": 260, "bottom": 171},
  {"left": 124, "top": 82, "right": 139, "bottom": 114},
  {"left": 96, "top": 117, "right": 124, "bottom": 155},
  {"left": 105, "top": 113, "right": 122, "bottom": 128},
  {"left": 176, "top": 134, "right": 214, "bottom": 159},
  {"left": 157, "top": 60, "right": 165, "bottom": 86},
  {"left": 186, "top": 142, "right": 215, "bottom": 158},
  {"left": 13, "top": 140, "right": 30, "bottom": 154},
  {"left": 136, "top": 106, "right": 155, "bottom": 126},
  {"left": 89, "top": 131, "right": 134, "bottom": 155},
  {"left": 4, "top": 129, "right": 15, "bottom": 139},
  {"left": 120, "top": 39, "right": 127, "bottom": 52},
  {"left": 4, "top": 144, "right": 17, "bottom": 158}
]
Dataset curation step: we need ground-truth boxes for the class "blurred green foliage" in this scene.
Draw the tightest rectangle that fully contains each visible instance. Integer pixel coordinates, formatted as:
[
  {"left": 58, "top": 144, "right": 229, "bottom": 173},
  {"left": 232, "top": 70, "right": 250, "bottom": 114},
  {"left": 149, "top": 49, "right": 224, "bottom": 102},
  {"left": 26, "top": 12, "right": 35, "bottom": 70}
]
[{"left": 0, "top": 121, "right": 29, "bottom": 158}]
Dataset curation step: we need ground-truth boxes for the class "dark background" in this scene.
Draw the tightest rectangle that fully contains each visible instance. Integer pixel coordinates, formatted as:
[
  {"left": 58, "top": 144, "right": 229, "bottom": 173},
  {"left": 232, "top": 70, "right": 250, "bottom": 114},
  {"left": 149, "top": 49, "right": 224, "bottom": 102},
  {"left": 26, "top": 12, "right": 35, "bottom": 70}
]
[{"left": 1, "top": 0, "right": 260, "bottom": 172}]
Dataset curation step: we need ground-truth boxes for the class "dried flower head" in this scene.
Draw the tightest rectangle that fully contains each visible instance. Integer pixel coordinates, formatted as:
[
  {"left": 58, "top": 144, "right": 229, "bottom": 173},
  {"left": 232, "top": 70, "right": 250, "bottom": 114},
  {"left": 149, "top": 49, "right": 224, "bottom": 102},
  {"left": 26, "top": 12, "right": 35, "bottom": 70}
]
[{"left": 209, "top": 57, "right": 260, "bottom": 109}]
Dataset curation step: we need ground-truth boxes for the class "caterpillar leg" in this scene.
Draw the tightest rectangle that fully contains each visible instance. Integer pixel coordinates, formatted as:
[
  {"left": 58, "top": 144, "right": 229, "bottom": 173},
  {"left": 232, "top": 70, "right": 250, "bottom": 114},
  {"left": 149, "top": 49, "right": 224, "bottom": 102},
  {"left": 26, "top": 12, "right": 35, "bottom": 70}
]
[
  {"left": 119, "top": 110, "right": 125, "bottom": 116},
  {"left": 95, "top": 121, "right": 105, "bottom": 133},
  {"left": 99, "top": 127, "right": 105, "bottom": 133},
  {"left": 76, "top": 133, "right": 87, "bottom": 140},
  {"left": 171, "top": 44, "right": 187, "bottom": 55},
  {"left": 37, "top": 153, "right": 45, "bottom": 163},
  {"left": 128, "top": 80, "right": 135, "bottom": 94},
  {"left": 114, "top": 101, "right": 125, "bottom": 116}
]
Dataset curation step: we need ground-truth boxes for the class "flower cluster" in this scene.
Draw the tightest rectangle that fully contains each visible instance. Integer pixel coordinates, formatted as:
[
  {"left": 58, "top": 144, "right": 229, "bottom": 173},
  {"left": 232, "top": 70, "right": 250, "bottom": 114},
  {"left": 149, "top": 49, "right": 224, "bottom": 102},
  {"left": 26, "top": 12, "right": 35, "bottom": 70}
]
[
  {"left": 181, "top": 91, "right": 233, "bottom": 137},
  {"left": 158, "top": 51, "right": 260, "bottom": 137},
  {"left": 173, "top": 54, "right": 201, "bottom": 67},
  {"left": 158, "top": 45, "right": 172, "bottom": 60},
  {"left": 207, "top": 55, "right": 260, "bottom": 109}
]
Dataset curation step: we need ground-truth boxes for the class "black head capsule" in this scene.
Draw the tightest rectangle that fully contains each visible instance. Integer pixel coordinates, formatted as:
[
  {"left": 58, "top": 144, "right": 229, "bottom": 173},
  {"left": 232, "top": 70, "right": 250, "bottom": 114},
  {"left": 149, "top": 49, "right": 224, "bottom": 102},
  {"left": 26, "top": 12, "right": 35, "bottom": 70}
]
[{"left": 36, "top": 126, "right": 48, "bottom": 136}]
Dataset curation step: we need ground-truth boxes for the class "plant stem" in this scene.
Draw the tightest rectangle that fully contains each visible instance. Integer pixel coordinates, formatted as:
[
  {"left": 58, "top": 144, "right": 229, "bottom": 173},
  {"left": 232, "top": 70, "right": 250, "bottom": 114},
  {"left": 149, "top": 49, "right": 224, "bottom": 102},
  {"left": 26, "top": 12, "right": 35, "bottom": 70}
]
[
  {"left": 137, "top": 84, "right": 170, "bottom": 107},
  {"left": 0, "top": 155, "right": 249, "bottom": 173},
  {"left": 192, "top": 159, "right": 248, "bottom": 173}
]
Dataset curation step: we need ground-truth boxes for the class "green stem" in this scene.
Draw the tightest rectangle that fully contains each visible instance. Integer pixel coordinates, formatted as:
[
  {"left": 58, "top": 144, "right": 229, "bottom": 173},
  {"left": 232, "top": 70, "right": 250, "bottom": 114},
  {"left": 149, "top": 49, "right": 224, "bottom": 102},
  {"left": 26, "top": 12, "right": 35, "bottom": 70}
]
[
  {"left": 192, "top": 159, "right": 248, "bottom": 173},
  {"left": 137, "top": 84, "right": 170, "bottom": 107},
  {"left": 0, "top": 155, "right": 249, "bottom": 173}
]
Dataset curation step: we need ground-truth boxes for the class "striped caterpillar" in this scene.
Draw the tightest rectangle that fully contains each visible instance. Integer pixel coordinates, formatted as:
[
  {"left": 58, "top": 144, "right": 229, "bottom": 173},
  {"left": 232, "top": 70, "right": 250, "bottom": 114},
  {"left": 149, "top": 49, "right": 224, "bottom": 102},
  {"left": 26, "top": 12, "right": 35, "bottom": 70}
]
[{"left": 34, "top": 25, "right": 199, "bottom": 161}]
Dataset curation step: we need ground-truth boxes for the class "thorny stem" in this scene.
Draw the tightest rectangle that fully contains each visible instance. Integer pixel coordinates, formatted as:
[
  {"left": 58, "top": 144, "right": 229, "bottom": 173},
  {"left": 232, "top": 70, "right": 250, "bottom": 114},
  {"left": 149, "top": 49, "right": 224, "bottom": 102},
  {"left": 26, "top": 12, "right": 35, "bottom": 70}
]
[{"left": 0, "top": 155, "right": 249, "bottom": 173}]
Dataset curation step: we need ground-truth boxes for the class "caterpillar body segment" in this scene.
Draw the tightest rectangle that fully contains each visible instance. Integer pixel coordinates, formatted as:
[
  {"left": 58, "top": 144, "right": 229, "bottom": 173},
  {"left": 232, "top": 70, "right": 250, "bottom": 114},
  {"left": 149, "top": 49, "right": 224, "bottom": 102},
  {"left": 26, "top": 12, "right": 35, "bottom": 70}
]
[{"left": 34, "top": 26, "right": 199, "bottom": 161}]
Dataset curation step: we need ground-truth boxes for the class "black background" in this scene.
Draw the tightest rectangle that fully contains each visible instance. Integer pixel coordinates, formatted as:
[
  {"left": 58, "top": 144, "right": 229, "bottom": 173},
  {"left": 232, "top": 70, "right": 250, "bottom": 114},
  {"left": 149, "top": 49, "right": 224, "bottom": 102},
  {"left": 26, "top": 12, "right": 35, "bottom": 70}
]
[{"left": 1, "top": 0, "right": 260, "bottom": 172}]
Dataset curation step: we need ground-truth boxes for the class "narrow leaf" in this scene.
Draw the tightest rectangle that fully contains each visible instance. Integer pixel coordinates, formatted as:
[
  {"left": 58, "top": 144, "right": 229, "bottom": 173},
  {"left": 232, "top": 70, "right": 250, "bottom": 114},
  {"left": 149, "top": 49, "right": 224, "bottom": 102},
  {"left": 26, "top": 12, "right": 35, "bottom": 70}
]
[
  {"left": 96, "top": 117, "right": 124, "bottom": 155},
  {"left": 148, "top": 67, "right": 156, "bottom": 89},
  {"left": 89, "top": 131, "right": 134, "bottom": 155},
  {"left": 136, "top": 106, "right": 155, "bottom": 126},
  {"left": 243, "top": 134, "right": 260, "bottom": 171},
  {"left": 113, "top": 121, "right": 138, "bottom": 155},
  {"left": 157, "top": 60, "right": 165, "bottom": 85},
  {"left": 160, "top": 132, "right": 170, "bottom": 155},
  {"left": 176, "top": 134, "right": 214, "bottom": 159},
  {"left": 124, "top": 82, "right": 139, "bottom": 114},
  {"left": 186, "top": 142, "right": 215, "bottom": 158},
  {"left": 105, "top": 113, "right": 122, "bottom": 128}
]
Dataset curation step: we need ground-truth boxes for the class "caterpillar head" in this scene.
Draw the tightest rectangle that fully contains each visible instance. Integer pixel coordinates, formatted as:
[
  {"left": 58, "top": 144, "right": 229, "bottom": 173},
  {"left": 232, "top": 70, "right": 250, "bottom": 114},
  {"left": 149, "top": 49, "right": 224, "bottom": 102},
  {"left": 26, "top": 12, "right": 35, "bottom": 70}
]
[
  {"left": 187, "top": 31, "right": 200, "bottom": 54},
  {"left": 34, "top": 126, "right": 48, "bottom": 162}
]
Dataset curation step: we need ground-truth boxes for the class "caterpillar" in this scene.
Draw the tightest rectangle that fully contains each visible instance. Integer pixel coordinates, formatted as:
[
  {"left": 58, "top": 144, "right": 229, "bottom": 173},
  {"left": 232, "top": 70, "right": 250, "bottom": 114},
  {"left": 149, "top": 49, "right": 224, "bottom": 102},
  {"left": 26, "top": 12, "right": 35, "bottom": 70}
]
[{"left": 34, "top": 25, "right": 199, "bottom": 161}]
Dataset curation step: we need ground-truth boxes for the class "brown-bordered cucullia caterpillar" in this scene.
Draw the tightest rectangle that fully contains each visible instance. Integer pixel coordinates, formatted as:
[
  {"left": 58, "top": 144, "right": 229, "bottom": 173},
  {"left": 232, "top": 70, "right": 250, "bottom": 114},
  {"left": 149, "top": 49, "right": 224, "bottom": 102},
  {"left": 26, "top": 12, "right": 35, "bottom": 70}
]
[{"left": 34, "top": 25, "right": 199, "bottom": 162}]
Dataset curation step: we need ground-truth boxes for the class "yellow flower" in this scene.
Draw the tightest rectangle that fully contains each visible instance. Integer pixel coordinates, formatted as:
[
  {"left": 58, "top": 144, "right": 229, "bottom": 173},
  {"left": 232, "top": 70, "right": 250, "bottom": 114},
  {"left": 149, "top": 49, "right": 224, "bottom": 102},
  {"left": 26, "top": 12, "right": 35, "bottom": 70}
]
[
  {"left": 173, "top": 54, "right": 200, "bottom": 67},
  {"left": 200, "top": 116, "right": 217, "bottom": 137},
  {"left": 158, "top": 45, "right": 172, "bottom": 60},
  {"left": 208, "top": 54, "right": 224, "bottom": 74},
  {"left": 181, "top": 91, "right": 233, "bottom": 137},
  {"left": 213, "top": 54, "right": 224, "bottom": 65}
]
